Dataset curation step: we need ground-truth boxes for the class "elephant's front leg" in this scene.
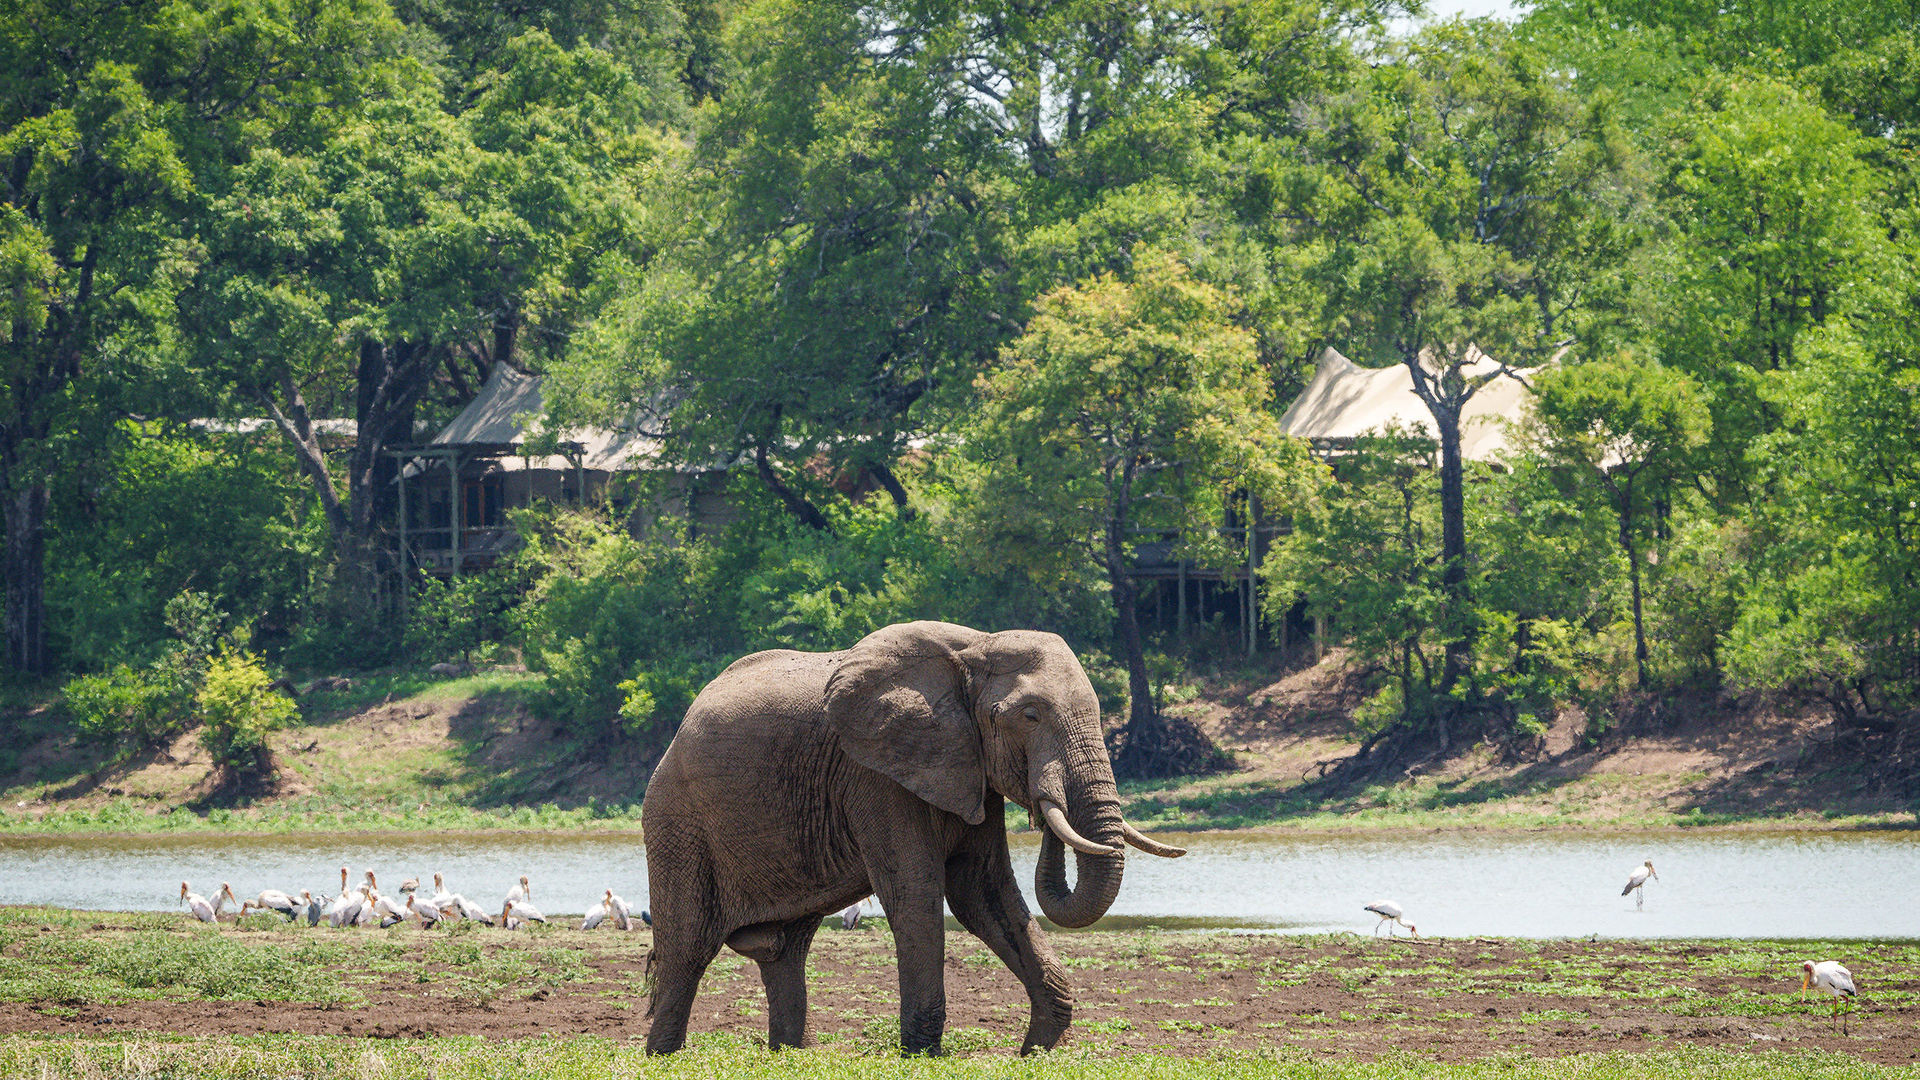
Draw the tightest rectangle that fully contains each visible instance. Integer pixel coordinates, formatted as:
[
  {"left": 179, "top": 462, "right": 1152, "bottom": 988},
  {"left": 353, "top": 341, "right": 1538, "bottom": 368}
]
[
  {"left": 945, "top": 826, "right": 1073, "bottom": 1052},
  {"left": 873, "top": 877, "right": 947, "bottom": 1054}
]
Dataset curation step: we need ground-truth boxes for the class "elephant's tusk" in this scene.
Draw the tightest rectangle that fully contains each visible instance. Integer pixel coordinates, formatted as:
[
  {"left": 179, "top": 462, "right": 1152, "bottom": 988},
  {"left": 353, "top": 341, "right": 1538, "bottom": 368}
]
[
  {"left": 1119, "top": 820, "right": 1187, "bottom": 858},
  {"left": 1038, "top": 800, "right": 1119, "bottom": 856}
]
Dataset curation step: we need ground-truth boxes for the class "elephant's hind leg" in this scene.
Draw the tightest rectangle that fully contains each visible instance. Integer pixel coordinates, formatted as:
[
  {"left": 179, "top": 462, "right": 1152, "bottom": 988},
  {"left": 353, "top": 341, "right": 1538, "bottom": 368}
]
[
  {"left": 946, "top": 839, "right": 1073, "bottom": 1053},
  {"left": 645, "top": 922, "right": 724, "bottom": 1054},
  {"left": 748, "top": 915, "right": 824, "bottom": 1049}
]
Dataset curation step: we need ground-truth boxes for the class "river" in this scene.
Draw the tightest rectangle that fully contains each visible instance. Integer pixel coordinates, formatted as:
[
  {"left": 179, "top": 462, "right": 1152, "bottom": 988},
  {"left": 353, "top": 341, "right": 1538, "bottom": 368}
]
[{"left": 0, "top": 828, "right": 1910, "bottom": 938}]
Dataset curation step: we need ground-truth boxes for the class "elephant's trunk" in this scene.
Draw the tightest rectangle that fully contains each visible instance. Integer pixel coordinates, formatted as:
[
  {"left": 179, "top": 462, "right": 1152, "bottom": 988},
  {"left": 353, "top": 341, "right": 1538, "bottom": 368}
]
[{"left": 1031, "top": 724, "right": 1125, "bottom": 929}]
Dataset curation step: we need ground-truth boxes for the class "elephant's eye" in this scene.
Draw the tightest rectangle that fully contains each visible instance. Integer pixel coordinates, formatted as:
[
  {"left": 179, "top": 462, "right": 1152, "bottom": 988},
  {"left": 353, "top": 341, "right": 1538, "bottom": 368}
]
[{"left": 1022, "top": 706, "right": 1040, "bottom": 722}]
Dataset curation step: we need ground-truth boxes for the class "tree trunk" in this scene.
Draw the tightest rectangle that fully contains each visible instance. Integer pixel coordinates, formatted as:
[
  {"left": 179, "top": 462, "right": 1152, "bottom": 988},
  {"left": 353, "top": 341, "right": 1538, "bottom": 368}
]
[
  {"left": 1105, "top": 517, "right": 1219, "bottom": 780},
  {"left": 1435, "top": 404, "right": 1472, "bottom": 694},
  {"left": 753, "top": 438, "right": 834, "bottom": 534},
  {"left": 867, "top": 459, "right": 915, "bottom": 520},
  {"left": 2, "top": 480, "right": 49, "bottom": 676},
  {"left": 1619, "top": 496, "right": 1649, "bottom": 688}
]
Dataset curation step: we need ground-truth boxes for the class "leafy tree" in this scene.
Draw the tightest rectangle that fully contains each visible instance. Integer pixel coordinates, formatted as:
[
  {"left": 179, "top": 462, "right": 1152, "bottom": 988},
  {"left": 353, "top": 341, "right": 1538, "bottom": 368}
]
[
  {"left": 545, "top": 0, "right": 1392, "bottom": 531},
  {"left": 0, "top": 0, "right": 406, "bottom": 675},
  {"left": 1302, "top": 20, "right": 1633, "bottom": 696},
  {"left": 188, "top": 31, "right": 671, "bottom": 658},
  {"left": 1724, "top": 236, "right": 1920, "bottom": 720},
  {"left": 46, "top": 429, "right": 312, "bottom": 668},
  {"left": 1651, "top": 77, "right": 1880, "bottom": 503},
  {"left": 1528, "top": 354, "right": 1707, "bottom": 685},
  {"left": 954, "top": 251, "right": 1308, "bottom": 778},
  {"left": 1264, "top": 433, "right": 1443, "bottom": 738}
]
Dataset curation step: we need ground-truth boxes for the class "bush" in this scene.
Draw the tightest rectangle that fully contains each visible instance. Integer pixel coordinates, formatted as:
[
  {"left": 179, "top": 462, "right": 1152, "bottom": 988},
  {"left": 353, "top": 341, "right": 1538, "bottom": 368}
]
[
  {"left": 46, "top": 431, "right": 313, "bottom": 672},
  {"left": 405, "top": 565, "right": 531, "bottom": 664},
  {"left": 196, "top": 649, "right": 297, "bottom": 777},
  {"left": 61, "top": 659, "right": 194, "bottom": 751}
]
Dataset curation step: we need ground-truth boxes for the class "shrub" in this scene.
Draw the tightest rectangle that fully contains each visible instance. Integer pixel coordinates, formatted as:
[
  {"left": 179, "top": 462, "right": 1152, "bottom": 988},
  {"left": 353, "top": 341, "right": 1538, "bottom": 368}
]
[
  {"left": 61, "top": 660, "right": 194, "bottom": 750},
  {"left": 405, "top": 565, "right": 531, "bottom": 664},
  {"left": 196, "top": 649, "right": 297, "bottom": 777}
]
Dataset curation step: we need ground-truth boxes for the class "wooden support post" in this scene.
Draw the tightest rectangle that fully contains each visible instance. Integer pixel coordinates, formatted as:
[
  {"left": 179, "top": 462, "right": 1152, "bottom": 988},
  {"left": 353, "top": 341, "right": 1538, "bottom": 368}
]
[
  {"left": 1314, "top": 615, "right": 1326, "bottom": 663},
  {"left": 397, "top": 460, "right": 409, "bottom": 620},
  {"left": 1177, "top": 560, "right": 1187, "bottom": 639},
  {"left": 448, "top": 449, "right": 463, "bottom": 577},
  {"left": 1245, "top": 517, "right": 1258, "bottom": 657}
]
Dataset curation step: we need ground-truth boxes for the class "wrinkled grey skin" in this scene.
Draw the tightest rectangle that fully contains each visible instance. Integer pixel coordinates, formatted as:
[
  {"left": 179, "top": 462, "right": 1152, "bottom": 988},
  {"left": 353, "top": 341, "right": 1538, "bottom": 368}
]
[{"left": 641, "top": 621, "right": 1182, "bottom": 1056}]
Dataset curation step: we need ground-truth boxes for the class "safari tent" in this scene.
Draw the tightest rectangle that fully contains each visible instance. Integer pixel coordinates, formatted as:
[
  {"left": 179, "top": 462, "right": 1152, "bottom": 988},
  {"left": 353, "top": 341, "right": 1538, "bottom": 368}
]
[
  {"left": 1278, "top": 344, "right": 1551, "bottom": 463},
  {"left": 390, "top": 365, "right": 737, "bottom": 575}
]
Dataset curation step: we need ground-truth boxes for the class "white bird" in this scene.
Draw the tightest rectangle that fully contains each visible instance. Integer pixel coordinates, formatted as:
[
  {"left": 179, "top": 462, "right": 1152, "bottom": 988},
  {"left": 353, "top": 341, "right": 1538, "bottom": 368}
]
[
  {"left": 1802, "top": 960, "right": 1858, "bottom": 1033},
  {"left": 181, "top": 882, "right": 222, "bottom": 923},
  {"left": 424, "top": 872, "right": 497, "bottom": 925},
  {"left": 322, "top": 866, "right": 351, "bottom": 919},
  {"left": 606, "top": 891, "right": 634, "bottom": 931},
  {"left": 430, "top": 872, "right": 459, "bottom": 913},
  {"left": 238, "top": 889, "right": 302, "bottom": 921},
  {"left": 450, "top": 893, "right": 496, "bottom": 925},
  {"left": 1364, "top": 899, "right": 1418, "bottom": 938},
  {"left": 504, "top": 897, "right": 547, "bottom": 926},
  {"left": 581, "top": 891, "right": 613, "bottom": 930},
  {"left": 501, "top": 874, "right": 530, "bottom": 924},
  {"left": 1622, "top": 860, "right": 1658, "bottom": 909},
  {"left": 301, "top": 889, "right": 322, "bottom": 927},
  {"left": 331, "top": 885, "right": 369, "bottom": 928},
  {"left": 840, "top": 898, "right": 867, "bottom": 930},
  {"left": 403, "top": 888, "right": 443, "bottom": 929},
  {"left": 372, "top": 889, "right": 410, "bottom": 929}
]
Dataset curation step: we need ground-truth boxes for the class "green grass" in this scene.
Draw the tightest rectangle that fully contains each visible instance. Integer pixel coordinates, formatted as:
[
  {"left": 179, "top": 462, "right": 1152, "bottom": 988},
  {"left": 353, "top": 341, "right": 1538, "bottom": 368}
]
[
  {"left": 0, "top": 798, "right": 646, "bottom": 834},
  {"left": 1111, "top": 773, "right": 1917, "bottom": 833},
  {"left": 0, "top": 1037, "right": 1903, "bottom": 1079}
]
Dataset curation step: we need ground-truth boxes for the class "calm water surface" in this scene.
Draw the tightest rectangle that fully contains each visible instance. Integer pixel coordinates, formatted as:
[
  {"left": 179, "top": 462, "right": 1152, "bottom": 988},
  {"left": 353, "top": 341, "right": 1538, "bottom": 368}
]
[{"left": 0, "top": 829, "right": 1911, "bottom": 939}]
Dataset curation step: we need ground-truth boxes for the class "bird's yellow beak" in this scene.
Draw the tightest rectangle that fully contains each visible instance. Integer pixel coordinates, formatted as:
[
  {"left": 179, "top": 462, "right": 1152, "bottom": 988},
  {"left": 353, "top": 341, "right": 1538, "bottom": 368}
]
[{"left": 1800, "top": 974, "right": 1810, "bottom": 997}]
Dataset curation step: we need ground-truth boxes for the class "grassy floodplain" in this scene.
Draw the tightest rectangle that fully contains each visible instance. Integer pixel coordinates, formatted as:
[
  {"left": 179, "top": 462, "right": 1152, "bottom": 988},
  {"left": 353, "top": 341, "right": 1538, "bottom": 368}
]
[
  {"left": 0, "top": 1039, "right": 1908, "bottom": 1080},
  {"left": 0, "top": 907, "right": 1911, "bottom": 1076}
]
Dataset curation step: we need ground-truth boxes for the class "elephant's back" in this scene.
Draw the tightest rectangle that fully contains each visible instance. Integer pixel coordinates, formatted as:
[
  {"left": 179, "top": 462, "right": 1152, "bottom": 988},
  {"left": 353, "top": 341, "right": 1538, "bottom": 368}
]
[
  {"left": 683, "top": 648, "right": 835, "bottom": 735},
  {"left": 648, "top": 648, "right": 842, "bottom": 803}
]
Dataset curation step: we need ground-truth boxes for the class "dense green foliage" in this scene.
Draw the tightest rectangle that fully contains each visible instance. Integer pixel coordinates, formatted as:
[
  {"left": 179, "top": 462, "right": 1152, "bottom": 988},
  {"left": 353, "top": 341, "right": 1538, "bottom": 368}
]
[{"left": 3, "top": 0, "right": 1917, "bottom": 784}]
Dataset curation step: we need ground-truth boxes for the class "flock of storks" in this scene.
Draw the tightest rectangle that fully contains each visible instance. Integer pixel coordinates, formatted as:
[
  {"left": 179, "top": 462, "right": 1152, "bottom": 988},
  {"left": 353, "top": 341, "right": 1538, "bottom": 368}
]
[
  {"left": 1365, "top": 857, "right": 1861, "bottom": 1032},
  {"left": 180, "top": 855, "right": 1862, "bottom": 1032},
  {"left": 178, "top": 869, "right": 641, "bottom": 932}
]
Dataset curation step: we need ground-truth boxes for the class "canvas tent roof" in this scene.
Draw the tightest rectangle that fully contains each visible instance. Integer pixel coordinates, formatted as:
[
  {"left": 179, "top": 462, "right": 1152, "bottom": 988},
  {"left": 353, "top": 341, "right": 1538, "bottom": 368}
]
[
  {"left": 412, "top": 364, "right": 665, "bottom": 474},
  {"left": 1278, "top": 344, "right": 1549, "bottom": 463}
]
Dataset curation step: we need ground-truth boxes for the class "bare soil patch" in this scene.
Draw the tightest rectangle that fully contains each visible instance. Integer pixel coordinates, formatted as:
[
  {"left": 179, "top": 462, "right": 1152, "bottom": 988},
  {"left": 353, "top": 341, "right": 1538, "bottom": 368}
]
[
  {"left": 0, "top": 925, "right": 1911, "bottom": 1063},
  {"left": 1135, "top": 650, "right": 1914, "bottom": 825}
]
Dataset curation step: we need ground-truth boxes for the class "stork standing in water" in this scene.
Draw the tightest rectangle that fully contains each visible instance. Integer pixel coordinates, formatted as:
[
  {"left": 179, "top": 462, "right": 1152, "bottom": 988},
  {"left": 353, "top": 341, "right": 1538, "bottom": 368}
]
[
  {"left": 1364, "top": 900, "right": 1417, "bottom": 938},
  {"left": 1802, "top": 960, "right": 1858, "bottom": 1034},
  {"left": 1621, "top": 860, "right": 1658, "bottom": 909}
]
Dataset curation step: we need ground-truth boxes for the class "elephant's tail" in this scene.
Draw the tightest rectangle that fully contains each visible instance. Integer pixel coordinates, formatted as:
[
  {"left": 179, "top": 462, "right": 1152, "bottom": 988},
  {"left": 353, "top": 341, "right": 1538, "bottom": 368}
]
[{"left": 641, "top": 948, "right": 658, "bottom": 1015}]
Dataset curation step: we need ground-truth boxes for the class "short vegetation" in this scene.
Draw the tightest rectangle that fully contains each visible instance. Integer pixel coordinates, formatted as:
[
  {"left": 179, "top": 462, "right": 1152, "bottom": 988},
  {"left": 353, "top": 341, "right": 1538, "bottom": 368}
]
[{"left": 3, "top": 0, "right": 1918, "bottom": 796}]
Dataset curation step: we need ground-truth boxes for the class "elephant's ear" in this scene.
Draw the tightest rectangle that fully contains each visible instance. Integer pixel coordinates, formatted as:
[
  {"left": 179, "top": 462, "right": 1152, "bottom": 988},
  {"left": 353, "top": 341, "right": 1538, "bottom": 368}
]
[{"left": 824, "top": 622, "right": 988, "bottom": 826}]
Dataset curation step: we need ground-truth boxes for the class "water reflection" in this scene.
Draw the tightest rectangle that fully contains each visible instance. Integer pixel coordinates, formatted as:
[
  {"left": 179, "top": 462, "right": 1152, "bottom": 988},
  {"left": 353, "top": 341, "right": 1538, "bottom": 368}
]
[{"left": 0, "top": 828, "right": 1912, "bottom": 939}]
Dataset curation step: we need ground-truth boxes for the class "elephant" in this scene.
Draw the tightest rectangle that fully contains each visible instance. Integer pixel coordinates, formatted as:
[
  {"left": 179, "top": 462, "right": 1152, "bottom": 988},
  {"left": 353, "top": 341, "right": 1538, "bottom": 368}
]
[{"left": 641, "top": 620, "right": 1187, "bottom": 1055}]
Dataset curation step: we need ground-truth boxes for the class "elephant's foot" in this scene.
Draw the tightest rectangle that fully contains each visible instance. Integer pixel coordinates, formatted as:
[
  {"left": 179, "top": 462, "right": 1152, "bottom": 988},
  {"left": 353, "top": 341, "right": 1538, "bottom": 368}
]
[
  {"left": 1020, "top": 997, "right": 1071, "bottom": 1054},
  {"left": 900, "top": 1004, "right": 947, "bottom": 1056}
]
